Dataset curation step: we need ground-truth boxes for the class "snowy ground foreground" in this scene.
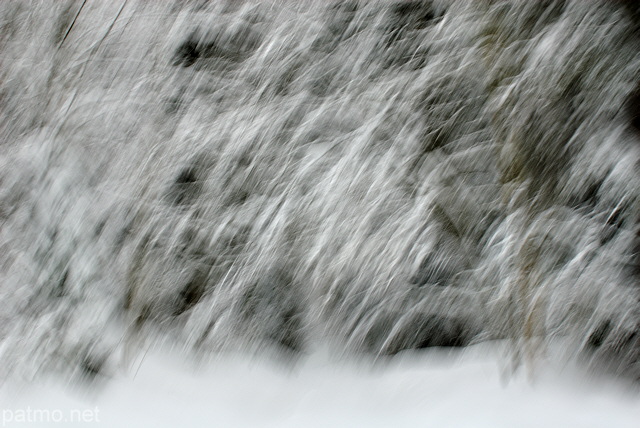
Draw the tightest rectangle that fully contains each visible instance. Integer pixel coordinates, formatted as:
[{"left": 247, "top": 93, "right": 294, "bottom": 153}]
[{"left": 1, "top": 343, "right": 638, "bottom": 427}]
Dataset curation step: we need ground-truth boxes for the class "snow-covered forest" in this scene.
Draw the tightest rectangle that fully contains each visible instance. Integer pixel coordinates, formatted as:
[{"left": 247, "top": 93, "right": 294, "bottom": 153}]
[{"left": 0, "top": 0, "right": 639, "bottom": 417}]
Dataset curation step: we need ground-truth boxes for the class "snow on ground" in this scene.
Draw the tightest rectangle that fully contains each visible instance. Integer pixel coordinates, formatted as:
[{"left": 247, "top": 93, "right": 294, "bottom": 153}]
[{"left": 1, "top": 342, "right": 638, "bottom": 427}]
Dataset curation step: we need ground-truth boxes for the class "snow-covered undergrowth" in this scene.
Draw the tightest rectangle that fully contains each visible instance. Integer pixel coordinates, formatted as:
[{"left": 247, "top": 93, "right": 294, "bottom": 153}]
[{"left": 0, "top": 0, "right": 639, "bottom": 381}]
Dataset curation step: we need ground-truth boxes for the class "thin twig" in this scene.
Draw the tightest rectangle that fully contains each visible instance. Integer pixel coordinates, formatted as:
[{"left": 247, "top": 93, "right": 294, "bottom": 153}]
[{"left": 58, "top": 0, "right": 88, "bottom": 49}]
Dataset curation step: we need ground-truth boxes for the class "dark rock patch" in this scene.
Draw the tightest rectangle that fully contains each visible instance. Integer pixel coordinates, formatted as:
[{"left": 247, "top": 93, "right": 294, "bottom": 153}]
[
  {"left": 174, "top": 37, "right": 200, "bottom": 67},
  {"left": 312, "top": 1, "right": 361, "bottom": 53},
  {"left": 169, "top": 166, "right": 200, "bottom": 205},
  {"left": 173, "top": 268, "right": 209, "bottom": 317},
  {"left": 385, "top": 0, "right": 438, "bottom": 41},
  {"left": 365, "top": 0, "right": 443, "bottom": 69},
  {"left": 359, "top": 312, "right": 396, "bottom": 352},
  {"left": 166, "top": 154, "right": 212, "bottom": 206},
  {"left": 569, "top": 179, "right": 602, "bottom": 209},
  {"left": 383, "top": 314, "right": 470, "bottom": 355},
  {"left": 54, "top": 267, "right": 69, "bottom": 298},
  {"left": 239, "top": 267, "right": 305, "bottom": 352},
  {"left": 173, "top": 23, "right": 262, "bottom": 68},
  {"left": 272, "top": 306, "right": 305, "bottom": 352},
  {"left": 413, "top": 315, "right": 468, "bottom": 349},
  {"left": 631, "top": 226, "right": 640, "bottom": 279},
  {"left": 75, "top": 343, "right": 111, "bottom": 385},
  {"left": 410, "top": 253, "right": 461, "bottom": 287},
  {"left": 620, "top": 0, "right": 640, "bottom": 35},
  {"left": 80, "top": 352, "right": 105, "bottom": 381},
  {"left": 587, "top": 319, "right": 612, "bottom": 348},
  {"left": 327, "top": 1, "right": 359, "bottom": 35},
  {"left": 627, "top": 86, "right": 640, "bottom": 133},
  {"left": 600, "top": 206, "right": 626, "bottom": 245}
]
